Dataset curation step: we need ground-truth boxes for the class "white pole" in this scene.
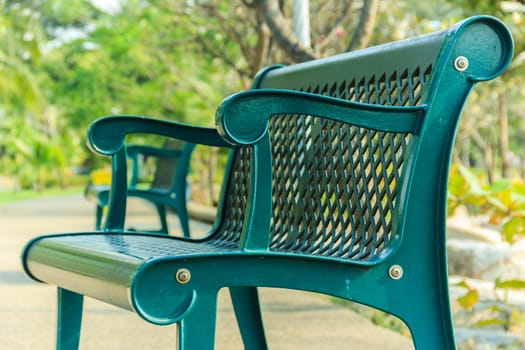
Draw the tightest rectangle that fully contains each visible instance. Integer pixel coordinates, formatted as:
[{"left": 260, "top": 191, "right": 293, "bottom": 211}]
[{"left": 293, "top": 0, "right": 311, "bottom": 47}]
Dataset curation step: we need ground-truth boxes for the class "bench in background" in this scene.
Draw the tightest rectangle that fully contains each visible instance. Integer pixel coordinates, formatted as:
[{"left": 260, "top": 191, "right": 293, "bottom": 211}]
[{"left": 85, "top": 139, "right": 195, "bottom": 237}]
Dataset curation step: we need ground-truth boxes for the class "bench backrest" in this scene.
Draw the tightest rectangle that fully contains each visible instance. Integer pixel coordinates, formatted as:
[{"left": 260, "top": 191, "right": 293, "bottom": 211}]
[
  {"left": 149, "top": 139, "right": 185, "bottom": 190},
  {"left": 148, "top": 139, "right": 194, "bottom": 199},
  {"left": 211, "top": 16, "right": 513, "bottom": 265}
]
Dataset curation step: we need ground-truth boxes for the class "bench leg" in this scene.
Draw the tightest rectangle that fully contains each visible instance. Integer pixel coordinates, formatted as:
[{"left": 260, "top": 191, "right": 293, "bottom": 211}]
[
  {"left": 177, "top": 294, "right": 217, "bottom": 350},
  {"left": 229, "top": 287, "right": 268, "bottom": 350},
  {"left": 57, "top": 288, "right": 83, "bottom": 350},
  {"left": 154, "top": 204, "right": 169, "bottom": 234},
  {"left": 95, "top": 204, "right": 104, "bottom": 230},
  {"left": 402, "top": 300, "right": 456, "bottom": 350},
  {"left": 386, "top": 273, "right": 456, "bottom": 350},
  {"left": 176, "top": 204, "right": 191, "bottom": 239}
]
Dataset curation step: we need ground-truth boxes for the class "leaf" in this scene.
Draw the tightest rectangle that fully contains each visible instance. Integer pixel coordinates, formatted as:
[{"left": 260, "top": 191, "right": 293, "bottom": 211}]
[
  {"left": 497, "top": 189, "right": 515, "bottom": 207},
  {"left": 448, "top": 165, "right": 468, "bottom": 197},
  {"left": 458, "top": 165, "right": 485, "bottom": 193},
  {"left": 489, "top": 212, "right": 506, "bottom": 225},
  {"left": 454, "top": 279, "right": 472, "bottom": 289},
  {"left": 462, "top": 193, "right": 487, "bottom": 207},
  {"left": 489, "top": 304, "right": 504, "bottom": 313},
  {"left": 511, "top": 181, "right": 525, "bottom": 195},
  {"left": 486, "top": 196, "right": 510, "bottom": 212},
  {"left": 474, "top": 318, "right": 508, "bottom": 327},
  {"left": 495, "top": 279, "right": 525, "bottom": 290},
  {"left": 509, "top": 192, "right": 525, "bottom": 210},
  {"left": 501, "top": 217, "right": 525, "bottom": 242},
  {"left": 457, "top": 288, "right": 479, "bottom": 310},
  {"left": 488, "top": 179, "right": 512, "bottom": 194}
]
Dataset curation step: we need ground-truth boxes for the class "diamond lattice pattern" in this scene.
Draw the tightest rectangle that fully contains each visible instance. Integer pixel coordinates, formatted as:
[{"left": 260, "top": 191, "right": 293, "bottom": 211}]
[{"left": 214, "top": 65, "right": 432, "bottom": 261}]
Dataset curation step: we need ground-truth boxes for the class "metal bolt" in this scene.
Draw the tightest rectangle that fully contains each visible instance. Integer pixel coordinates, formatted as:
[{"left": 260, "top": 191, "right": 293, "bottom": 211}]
[
  {"left": 454, "top": 56, "right": 469, "bottom": 72},
  {"left": 388, "top": 265, "right": 403, "bottom": 280},
  {"left": 176, "top": 268, "right": 191, "bottom": 284}
]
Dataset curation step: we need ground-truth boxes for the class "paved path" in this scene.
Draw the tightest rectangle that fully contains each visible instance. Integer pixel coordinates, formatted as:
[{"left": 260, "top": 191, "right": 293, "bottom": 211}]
[{"left": 0, "top": 194, "right": 414, "bottom": 349}]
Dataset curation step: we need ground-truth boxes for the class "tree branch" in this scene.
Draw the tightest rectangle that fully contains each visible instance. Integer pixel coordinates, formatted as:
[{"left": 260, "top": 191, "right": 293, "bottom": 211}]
[
  {"left": 252, "top": 13, "right": 272, "bottom": 75},
  {"left": 195, "top": 36, "right": 252, "bottom": 79},
  {"left": 255, "top": 0, "right": 318, "bottom": 62},
  {"left": 316, "top": 0, "right": 353, "bottom": 52},
  {"left": 173, "top": 5, "right": 252, "bottom": 79},
  {"left": 157, "top": 51, "right": 217, "bottom": 109},
  {"left": 347, "top": 0, "right": 379, "bottom": 51},
  {"left": 204, "top": 5, "right": 257, "bottom": 71}
]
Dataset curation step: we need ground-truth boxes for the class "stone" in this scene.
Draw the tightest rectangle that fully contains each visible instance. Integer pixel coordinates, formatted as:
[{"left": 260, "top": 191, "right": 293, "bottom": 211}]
[
  {"left": 455, "top": 327, "right": 524, "bottom": 349},
  {"left": 447, "top": 218, "right": 525, "bottom": 280}
]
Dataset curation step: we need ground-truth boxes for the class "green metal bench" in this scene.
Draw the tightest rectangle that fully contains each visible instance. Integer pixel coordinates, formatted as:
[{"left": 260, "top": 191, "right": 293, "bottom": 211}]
[
  {"left": 84, "top": 139, "right": 195, "bottom": 237},
  {"left": 22, "top": 16, "right": 513, "bottom": 349}
]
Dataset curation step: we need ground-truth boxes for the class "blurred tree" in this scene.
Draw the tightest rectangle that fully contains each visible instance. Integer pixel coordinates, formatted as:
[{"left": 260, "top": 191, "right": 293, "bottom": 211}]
[
  {"left": 0, "top": 1, "right": 79, "bottom": 190},
  {"left": 1, "top": 0, "right": 525, "bottom": 192},
  {"left": 33, "top": 0, "right": 235, "bottom": 179},
  {"left": 172, "top": 0, "right": 382, "bottom": 82}
]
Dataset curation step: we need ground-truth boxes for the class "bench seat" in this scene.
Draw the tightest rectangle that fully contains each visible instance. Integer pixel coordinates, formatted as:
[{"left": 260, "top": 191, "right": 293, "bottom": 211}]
[{"left": 24, "top": 233, "right": 234, "bottom": 313}]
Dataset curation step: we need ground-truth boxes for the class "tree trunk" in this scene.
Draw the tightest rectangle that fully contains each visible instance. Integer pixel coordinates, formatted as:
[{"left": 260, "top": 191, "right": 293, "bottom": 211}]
[
  {"left": 471, "top": 129, "right": 494, "bottom": 184},
  {"left": 498, "top": 89, "right": 511, "bottom": 178},
  {"left": 347, "top": 0, "right": 379, "bottom": 51},
  {"left": 485, "top": 140, "right": 494, "bottom": 184},
  {"left": 207, "top": 147, "right": 219, "bottom": 206},
  {"left": 253, "top": 14, "right": 272, "bottom": 75}
]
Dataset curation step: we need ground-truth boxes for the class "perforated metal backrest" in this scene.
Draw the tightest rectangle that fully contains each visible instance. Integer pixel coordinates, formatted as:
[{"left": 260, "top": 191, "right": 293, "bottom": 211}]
[
  {"left": 210, "top": 33, "right": 446, "bottom": 259},
  {"left": 211, "top": 18, "right": 512, "bottom": 265},
  {"left": 257, "top": 37, "right": 441, "bottom": 261}
]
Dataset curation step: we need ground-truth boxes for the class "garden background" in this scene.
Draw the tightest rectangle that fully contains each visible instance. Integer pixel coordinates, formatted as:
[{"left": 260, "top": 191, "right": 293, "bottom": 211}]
[{"left": 1, "top": 1, "right": 525, "bottom": 347}]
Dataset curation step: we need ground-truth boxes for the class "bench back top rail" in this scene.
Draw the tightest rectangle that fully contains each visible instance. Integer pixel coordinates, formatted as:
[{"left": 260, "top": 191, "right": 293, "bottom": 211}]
[{"left": 212, "top": 15, "right": 513, "bottom": 265}]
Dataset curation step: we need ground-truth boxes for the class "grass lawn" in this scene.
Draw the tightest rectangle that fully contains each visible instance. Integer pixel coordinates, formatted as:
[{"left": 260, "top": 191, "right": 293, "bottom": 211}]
[{"left": 0, "top": 186, "right": 84, "bottom": 205}]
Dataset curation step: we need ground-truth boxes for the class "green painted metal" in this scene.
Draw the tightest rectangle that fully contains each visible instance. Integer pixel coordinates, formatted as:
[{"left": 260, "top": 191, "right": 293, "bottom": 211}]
[
  {"left": 56, "top": 288, "right": 83, "bottom": 350},
  {"left": 87, "top": 116, "right": 230, "bottom": 234},
  {"left": 21, "top": 15, "right": 514, "bottom": 350},
  {"left": 229, "top": 287, "right": 267, "bottom": 349}
]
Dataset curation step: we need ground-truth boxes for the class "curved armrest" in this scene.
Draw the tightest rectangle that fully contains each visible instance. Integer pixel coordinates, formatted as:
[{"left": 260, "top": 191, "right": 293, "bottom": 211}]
[
  {"left": 216, "top": 89, "right": 425, "bottom": 146},
  {"left": 88, "top": 115, "right": 230, "bottom": 156},
  {"left": 87, "top": 115, "right": 227, "bottom": 232}
]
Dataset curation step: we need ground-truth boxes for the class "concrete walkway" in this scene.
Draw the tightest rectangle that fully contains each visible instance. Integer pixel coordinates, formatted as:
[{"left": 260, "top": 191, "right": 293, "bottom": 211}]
[{"left": 0, "top": 194, "right": 414, "bottom": 349}]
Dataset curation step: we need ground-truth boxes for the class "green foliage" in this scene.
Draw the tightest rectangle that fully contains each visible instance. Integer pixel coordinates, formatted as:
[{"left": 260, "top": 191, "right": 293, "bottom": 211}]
[
  {"left": 1, "top": 0, "right": 239, "bottom": 189},
  {"left": 448, "top": 164, "right": 525, "bottom": 243},
  {"left": 474, "top": 317, "right": 509, "bottom": 328},
  {"left": 455, "top": 280, "right": 480, "bottom": 311},
  {"left": 455, "top": 278, "right": 525, "bottom": 334},
  {"left": 0, "top": 1, "right": 79, "bottom": 190},
  {"left": 0, "top": 184, "right": 85, "bottom": 204},
  {"left": 450, "top": 165, "right": 525, "bottom": 333},
  {"left": 370, "top": 311, "right": 410, "bottom": 335},
  {"left": 495, "top": 278, "right": 525, "bottom": 290},
  {"left": 0, "top": 0, "right": 524, "bottom": 200},
  {"left": 331, "top": 298, "right": 411, "bottom": 337}
]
